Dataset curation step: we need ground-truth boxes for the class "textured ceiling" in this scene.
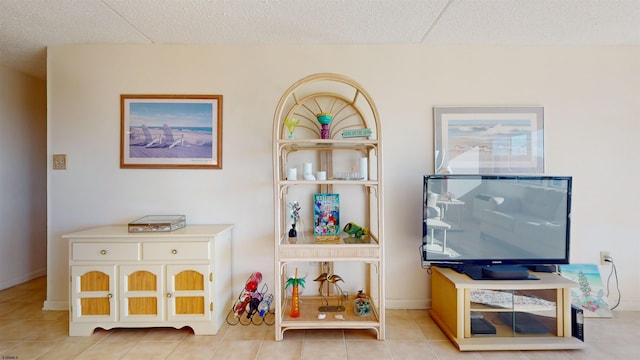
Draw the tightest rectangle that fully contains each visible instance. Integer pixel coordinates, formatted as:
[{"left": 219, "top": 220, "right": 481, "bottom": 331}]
[{"left": 1, "top": 0, "right": 639, "bottom": 80}]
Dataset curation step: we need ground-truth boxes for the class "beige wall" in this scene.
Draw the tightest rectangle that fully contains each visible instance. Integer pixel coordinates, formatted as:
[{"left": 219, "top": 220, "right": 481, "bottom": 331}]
[
  {"left": 46, "top": 44, "right": 640, "bottom": 310},
  {"left": 0, "top": 65, "right": 47, "bottom": 289}
]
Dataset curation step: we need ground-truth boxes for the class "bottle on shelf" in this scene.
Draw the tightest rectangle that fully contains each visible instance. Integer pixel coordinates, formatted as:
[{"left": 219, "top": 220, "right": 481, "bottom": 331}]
[
  {"left": 288, "top": 224, "right": 297, "bottom": 244},
  {"left": 258, "top": 293, "right": 274, "bottom": 317},
  {"left": 246, "top": 291, "right": 263, "bottom": 318},
  {"left": 245, "top": 272, "right": 262, "bottom": 292}
]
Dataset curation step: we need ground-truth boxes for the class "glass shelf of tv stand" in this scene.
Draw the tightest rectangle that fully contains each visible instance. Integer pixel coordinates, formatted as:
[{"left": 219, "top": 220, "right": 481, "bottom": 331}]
[{"left": 468, "top": 289, "right": 559, "bottom": 337}]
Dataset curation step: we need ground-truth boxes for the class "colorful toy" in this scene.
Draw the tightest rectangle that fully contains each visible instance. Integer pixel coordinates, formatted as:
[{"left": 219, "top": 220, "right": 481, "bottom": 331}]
[{"left": 343, "top": 222, "right": 368, "bottom": 239}]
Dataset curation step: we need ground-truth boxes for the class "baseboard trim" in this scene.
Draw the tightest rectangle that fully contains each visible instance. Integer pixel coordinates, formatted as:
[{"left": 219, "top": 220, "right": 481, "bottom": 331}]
[
  {"left": 43, "top": 300, "right": 68, "bottom": 311},
  {"left": 0, "top": 268, "right": 46, "bottom": 291},
  {"left": 609, "top": 301, "right": 640, "bottom": 312},
  {"left": 385, "top": 299, "right": 431, "bottom": 310}
]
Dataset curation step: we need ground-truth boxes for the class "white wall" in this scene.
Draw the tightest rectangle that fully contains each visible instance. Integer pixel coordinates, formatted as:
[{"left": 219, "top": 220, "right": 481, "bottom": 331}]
[
  {"left": 46, "top": 44, "right": 640, "bottom": 311},
  {"left": 0, "top": 65, "right": 47, "bottom": 290}
]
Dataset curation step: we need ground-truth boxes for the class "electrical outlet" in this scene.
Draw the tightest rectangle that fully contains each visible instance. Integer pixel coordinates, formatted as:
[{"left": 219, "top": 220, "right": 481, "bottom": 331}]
[
  {"left": 600, "top": 251, "right": 610, "bottom": 265},
  {"left": 53, "top": 154, "right": 67, "bottom": 170}
]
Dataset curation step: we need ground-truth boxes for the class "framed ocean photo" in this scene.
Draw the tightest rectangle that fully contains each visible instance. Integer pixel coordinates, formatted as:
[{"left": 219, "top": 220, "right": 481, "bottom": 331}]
[
  {"left": 120, "top": 94, "right": 223, "bottom": 169},
  {"left": 559, "top": 264, "right": 612, "bottom": 317},
  {"left": 434, "top": 106, "right": 544, "bottom": 174},
  {"left": 313, "top": 193, "right": 340, "bottom": 243}
]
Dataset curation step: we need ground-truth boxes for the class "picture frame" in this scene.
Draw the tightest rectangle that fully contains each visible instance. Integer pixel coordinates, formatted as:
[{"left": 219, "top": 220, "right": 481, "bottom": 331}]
[
  {"left": 558, "top": 264, "right": 612, "bottom": 317},
  {"left": 120, "top": 94, "right": 223, "bottom": 169},
  {"left": 434, "top": 106, "right": 544, "bottom": 174},
  {"left": 313, "top": 193, "right": 340, "bottom": 243}
]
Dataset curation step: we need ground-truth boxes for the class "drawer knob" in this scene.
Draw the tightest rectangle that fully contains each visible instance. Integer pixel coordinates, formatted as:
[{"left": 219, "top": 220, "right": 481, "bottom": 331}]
[
  {"left": 167, "top": 293, "right": 172, "bottom": 298},
  {"left": 171, "top": 249, "right": 178, "bottom": 254},
  {"left": 108, "top": 293, "right": 113, "bottom": 298},
  {"left": 100, "top": 250, "right": 107, "bottom": 255}
]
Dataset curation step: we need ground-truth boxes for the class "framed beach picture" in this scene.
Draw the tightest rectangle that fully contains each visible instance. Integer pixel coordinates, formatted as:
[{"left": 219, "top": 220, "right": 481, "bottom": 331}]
[
  {"left": 434, "top": 106, "right": 544, "bottom": 174},
  {"left": 558, "top": 264, "right": 612, "bottom": 317},
  {"left": 120, "top": 94, "right": 223, "bottom": 169}
]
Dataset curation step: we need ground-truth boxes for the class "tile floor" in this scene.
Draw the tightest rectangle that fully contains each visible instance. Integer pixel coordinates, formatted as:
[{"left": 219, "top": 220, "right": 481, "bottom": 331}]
[{"left": 0, "top": 276, "right": 638, "bottom": 359}]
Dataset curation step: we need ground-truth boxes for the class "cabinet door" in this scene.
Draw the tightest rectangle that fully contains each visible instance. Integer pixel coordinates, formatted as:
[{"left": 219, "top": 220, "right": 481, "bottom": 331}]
[
  {"left": 166, "top": 264, "right": 211, "bottom": 321},
  {"left": 71, "top": 265, "right": 116, "bottom": 322},
  {"left": 120, "top": 265, "right": 164, "bottom": 322}
]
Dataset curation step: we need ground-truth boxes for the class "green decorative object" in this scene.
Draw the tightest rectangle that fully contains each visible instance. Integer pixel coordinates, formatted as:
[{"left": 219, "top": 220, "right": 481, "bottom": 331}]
[{"left": 342, "top": 128, "right": 372, "bottom": 138}]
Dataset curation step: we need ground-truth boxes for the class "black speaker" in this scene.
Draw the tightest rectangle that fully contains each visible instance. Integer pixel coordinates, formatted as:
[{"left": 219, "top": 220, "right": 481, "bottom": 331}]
[{"left": 571, "top": 305, "right": 584, "bottom": 341}]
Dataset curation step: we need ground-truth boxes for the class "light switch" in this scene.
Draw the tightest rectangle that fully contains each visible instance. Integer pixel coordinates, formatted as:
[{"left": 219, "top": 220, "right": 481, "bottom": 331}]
[{"left": 53, "top": 154, "right": 67, "bottom": 170}]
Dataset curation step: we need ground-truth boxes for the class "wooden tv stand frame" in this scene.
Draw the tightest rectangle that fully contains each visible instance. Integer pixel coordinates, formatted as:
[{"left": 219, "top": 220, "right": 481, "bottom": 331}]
[{"left": 429, "top": 266, "right": 585, "bottom": 351}]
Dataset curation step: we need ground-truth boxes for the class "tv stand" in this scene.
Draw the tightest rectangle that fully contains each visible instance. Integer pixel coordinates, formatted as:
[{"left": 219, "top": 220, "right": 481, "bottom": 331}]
[{"left": 430, "top": 266, "right": 585, "bottom": 351}]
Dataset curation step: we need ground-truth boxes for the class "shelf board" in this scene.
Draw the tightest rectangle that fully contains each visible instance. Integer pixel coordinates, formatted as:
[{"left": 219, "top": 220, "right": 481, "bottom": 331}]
[
  {"left": 278, "top": 139, "right": 378, "bottom": 146},
  {"left": 279, "top": 179, "right": 378, "bottom": 185},
  {"left": 280, "top": 297, "right": 380, "bottom": 325},
  {"left": 280, "top": 232, "right": 379, "bottom": 246},
  {"left": 454, "top": 336, "right": 585, "bottom": 351},
  {"left": 278, "top": 240, "right": 381, "bottom": 261}
]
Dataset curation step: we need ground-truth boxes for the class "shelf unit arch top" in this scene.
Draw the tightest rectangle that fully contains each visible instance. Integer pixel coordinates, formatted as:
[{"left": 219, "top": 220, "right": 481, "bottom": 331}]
[{"left": 273, "top": 73, "right": 381, "bottom": 141}]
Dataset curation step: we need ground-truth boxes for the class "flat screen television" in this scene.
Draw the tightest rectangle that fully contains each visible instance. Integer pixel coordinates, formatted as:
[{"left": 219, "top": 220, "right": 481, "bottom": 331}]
[{"left": 422, "top": 174, "right": 572, "bottom": 280}]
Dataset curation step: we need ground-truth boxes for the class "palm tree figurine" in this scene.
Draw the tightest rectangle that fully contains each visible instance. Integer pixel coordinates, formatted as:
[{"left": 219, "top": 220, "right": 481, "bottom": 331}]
[{"left": 285, "top": 267, "right": 305, "bottom": 318}]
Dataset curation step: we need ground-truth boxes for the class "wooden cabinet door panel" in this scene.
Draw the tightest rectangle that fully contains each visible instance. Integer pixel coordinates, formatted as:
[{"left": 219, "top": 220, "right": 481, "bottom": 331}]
[
  {"left": 166, "top": 264, "right": 211, "bottom": 321},
  {"left": 71, "top": 265, "right": 116, "bottom": 322},
  {"left": 120, "top": 265, "right": 164, "bottom": 322}
]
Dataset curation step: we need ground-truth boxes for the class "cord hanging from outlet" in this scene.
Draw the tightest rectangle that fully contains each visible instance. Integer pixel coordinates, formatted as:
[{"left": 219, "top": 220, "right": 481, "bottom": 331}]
[{"left": 604, "top": 256, "right": 620, "bottom": 310}]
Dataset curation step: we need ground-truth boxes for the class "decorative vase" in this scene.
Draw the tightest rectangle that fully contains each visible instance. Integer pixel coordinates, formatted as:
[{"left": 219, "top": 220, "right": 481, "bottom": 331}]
[
  {"left": 316, "top": 112, "right": 333, "bottom": 139},
  {"left": 286, "top": 267, "right": 305, "bottom": 318},
  {"left": 290, "top": 284, "right": 300, "bottom": 318},
  {"left": 288, "top": 223, "right": 297, "bottom": 244}
]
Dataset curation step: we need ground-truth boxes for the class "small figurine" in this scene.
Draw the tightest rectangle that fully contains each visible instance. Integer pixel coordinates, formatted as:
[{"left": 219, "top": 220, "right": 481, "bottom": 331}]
[
  {"left": 285, "top": 268, "right": 306, "bottom": 318},
  {"left": 343, "top": 222, "right": 368, "bottom": 239},
  {"left": 315, "top": 272, "right": 345, "bottom": 311},
  {"left": 354, "top": 289, "right": 371, "bottom": 316}
]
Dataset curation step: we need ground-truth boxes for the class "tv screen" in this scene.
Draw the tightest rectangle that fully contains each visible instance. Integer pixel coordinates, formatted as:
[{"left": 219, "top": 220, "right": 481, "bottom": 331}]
[{"left": 422, "top": 175, "right": 572, "bottom": 277}]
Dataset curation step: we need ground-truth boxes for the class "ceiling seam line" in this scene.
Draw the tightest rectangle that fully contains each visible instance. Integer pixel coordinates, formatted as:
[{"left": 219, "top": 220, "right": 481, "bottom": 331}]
[
  {"left": 100, "top": 0, "right": 155, "bottom": 43},
  {"left": 420, "top": 0, "right": 455, "bottom": 43}
]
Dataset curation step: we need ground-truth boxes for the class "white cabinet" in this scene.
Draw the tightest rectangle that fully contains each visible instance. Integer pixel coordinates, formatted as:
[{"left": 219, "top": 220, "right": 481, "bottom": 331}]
[
  {"left": 65, "top": 224, "right": 232, "bottom": 336},
  {"left": 272, "top": 73, "right": 384, "bottom": 340}
]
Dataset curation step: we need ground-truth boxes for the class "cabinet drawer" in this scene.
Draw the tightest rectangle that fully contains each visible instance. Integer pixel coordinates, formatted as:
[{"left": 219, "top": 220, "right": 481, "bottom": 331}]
[
  {"left": 143, "top": 242, "right": 210, "bottom": 260},
  {"left": 72, "top": 242, "right": 140, "bottom": 261}
]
